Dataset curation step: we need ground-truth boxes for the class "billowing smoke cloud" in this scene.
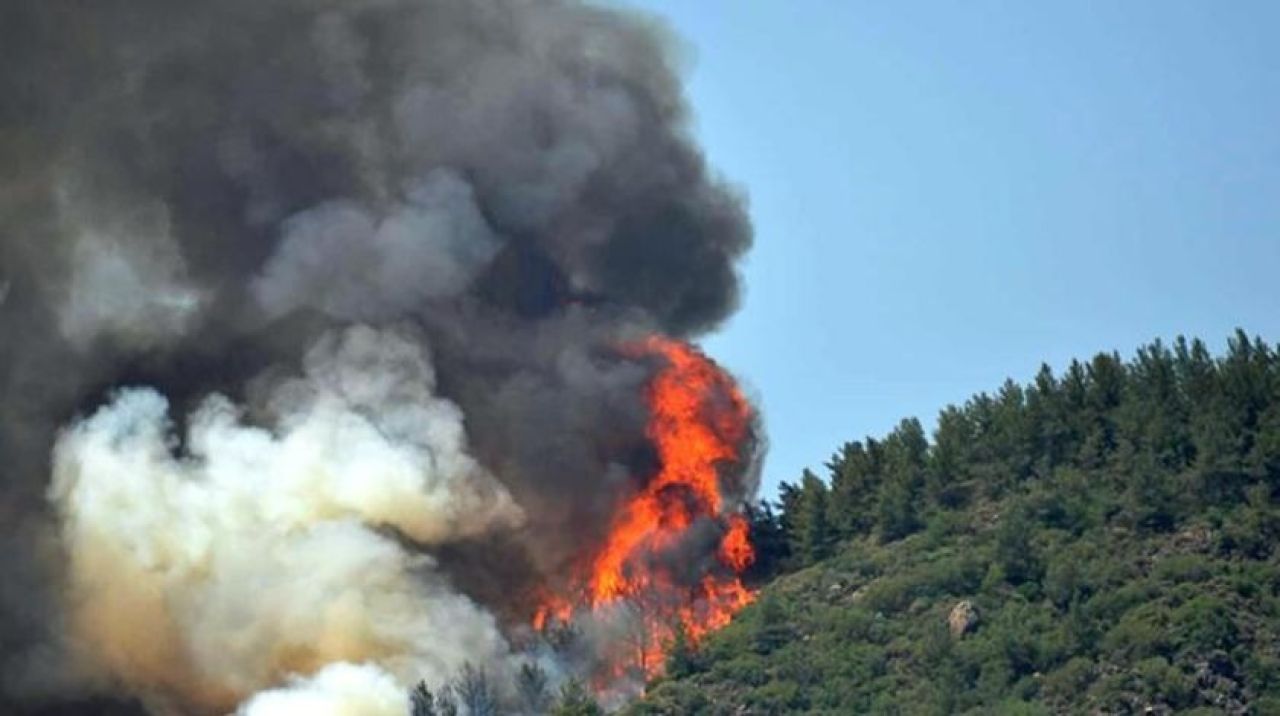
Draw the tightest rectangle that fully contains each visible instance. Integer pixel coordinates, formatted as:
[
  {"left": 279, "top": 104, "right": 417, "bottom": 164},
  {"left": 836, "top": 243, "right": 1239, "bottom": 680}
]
[
  {"left": 51, "top": 327, "right": 515, "bottom": 713},
  {"left": 253, "top": 170, "right": 502, "bottom": 323},
  {"left": 236, "top": 663, "right": 410, "bottom": 716},
  {"left": 0, "top": 0, "right": 754, "bottom": 713}
]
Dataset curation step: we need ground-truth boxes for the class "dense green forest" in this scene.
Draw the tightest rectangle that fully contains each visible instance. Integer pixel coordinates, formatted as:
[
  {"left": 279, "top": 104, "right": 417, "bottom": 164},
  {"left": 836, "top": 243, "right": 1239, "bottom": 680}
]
[{"left": 629, "top": 331, "right": 1280, "bottom": 715}]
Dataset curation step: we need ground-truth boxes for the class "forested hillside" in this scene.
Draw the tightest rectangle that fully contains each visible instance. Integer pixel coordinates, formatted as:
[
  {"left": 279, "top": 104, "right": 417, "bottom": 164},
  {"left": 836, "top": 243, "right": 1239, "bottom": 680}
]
[{"left": 631, "top": 331, "right": 1280, "bottom": 715}]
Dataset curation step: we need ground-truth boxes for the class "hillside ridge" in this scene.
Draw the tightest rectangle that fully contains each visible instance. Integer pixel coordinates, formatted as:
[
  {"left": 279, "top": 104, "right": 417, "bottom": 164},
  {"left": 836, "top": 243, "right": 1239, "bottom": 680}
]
[{"left": 630, "top": 331, "right": 1280, "bottom": 715}]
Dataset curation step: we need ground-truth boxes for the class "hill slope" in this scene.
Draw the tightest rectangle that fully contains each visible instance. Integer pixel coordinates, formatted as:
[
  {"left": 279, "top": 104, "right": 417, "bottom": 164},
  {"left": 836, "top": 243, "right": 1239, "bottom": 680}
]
[{"left": 629, "top": 331, "right": 1280, "bottom": 715}]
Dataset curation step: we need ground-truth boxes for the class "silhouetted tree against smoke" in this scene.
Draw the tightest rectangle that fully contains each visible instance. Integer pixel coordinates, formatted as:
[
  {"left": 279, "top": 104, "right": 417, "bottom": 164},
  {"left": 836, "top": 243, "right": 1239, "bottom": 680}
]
[
  {"left": 411, "top": 681, "right": 439, "bottom": 716},
  {"left": 436, "top": 689, "right": 460, "bottom": 716},
  {"left": 516, "top": 662, "right": 552, "bottom": 714},
  {"left": 451, "top": 663, "right": 501, "bottom": 716}
]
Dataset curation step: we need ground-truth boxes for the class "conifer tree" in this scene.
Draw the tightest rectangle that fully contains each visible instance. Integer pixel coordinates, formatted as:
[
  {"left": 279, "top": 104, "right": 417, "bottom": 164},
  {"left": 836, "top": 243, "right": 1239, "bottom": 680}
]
[
  {"left": 664, "top": 620, "right": 701, "bottom": 679},
  {"left": 744, "top": 499, "right": 789, "bottom": 580},
  {"left": 411, "top": 681, "right": 438, "bottom": 716},
  {"left": 517, "top": 662, "right": 552, "bottom": 715},
  {"left": 452, "top": 664, "right": 499, "bottom": 716},
  {"left": 798, "top": 469, "right": 834, "bottom": 563},
  {"left": 752, "top": 592, "right": 790, "bottom": 655},
  {"left": 875, "top": 420, "right": 927, "bottom": 541},
  {"left": 551, "top": 680, "right": 602, "bottom": 716},
  {"left": 827, "top": 439, "right": 884, "bottom": 535}
]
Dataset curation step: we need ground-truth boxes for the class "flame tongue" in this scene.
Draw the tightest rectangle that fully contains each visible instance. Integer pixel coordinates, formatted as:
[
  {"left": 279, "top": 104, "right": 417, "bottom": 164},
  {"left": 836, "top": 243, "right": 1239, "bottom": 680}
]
[
  {"left": 537, "top": 335, "right": 756, "bottom": 682},
  {"left": 589, "top": 335, "right": 751, "bottom": 603}
]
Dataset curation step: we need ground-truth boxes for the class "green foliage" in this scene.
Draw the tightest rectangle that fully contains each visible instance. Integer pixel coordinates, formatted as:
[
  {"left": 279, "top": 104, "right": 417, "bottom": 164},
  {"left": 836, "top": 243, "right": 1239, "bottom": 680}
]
[
  {"left": 993, "top": 501, "right": 1043, "bottom": 586},
  {"left": 629, "top": 331, "right": 1280, "bottom": 715},
  {"left": 663, "top": 621, "right": 703, "bottom": 679},
  {"left": 1169, "top": 595, "right": 1237, "bottom": 654},
  {"left": 875, "top": 419, "right": 929, "bottom": 542},
  {"left": 752, "top": 592, "right": 791, "bottom": 655},
  {"left": 798, "top": 469, "right": 835, "bottom": 563},
  {"left": 743, "top": 499, "right": 789, "bottom": 580},
  {"left": 1135, "top": 656, "right": 1194, "bottom": 707},
  {"left": 1041, "top": 656, "right": 1095, "bottom": 704},
  {"left": 551, "top": 679, "right": 603, "bottom": 716}
]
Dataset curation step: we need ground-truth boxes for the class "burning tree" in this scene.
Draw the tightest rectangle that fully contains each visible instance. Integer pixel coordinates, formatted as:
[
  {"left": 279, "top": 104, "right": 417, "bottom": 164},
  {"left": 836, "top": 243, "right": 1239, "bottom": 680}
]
[{"left": 534, "top": 337, "right": 759, "bottom": 689}]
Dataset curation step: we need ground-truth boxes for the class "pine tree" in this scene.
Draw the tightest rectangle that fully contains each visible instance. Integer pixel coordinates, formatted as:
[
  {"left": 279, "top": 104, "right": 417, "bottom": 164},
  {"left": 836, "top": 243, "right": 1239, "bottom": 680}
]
[
  {"left": 876, "top": 476, "right": 919, "bottom": 543},
  {"left": 551, "top": 680, "right": 603, "bottom": 716},
  {"left": 435, "top": 687, "right": 459, "bottom": 716},
  {"left": 665, "top": 620, "right": 701, "bottom": 678},
  {"left": 798, "top": 469, "right": 834, "bottom": 563},
  {"left": 744, "top": 499, "right": 789, "bottom": 580},
  {"left": 516, "top": 662, "right": 552, "bottom": 715},
  {"left": 994, "top": 500, "right": 1042, "bottom": 586},
  {"left": 930, "top": 407, "right": 975, "bottom": 509},
  {"left": 827, "top": 439, "right": 884, "bottom": 535},
  {"left": 875, "top": 420, "right": 928, "bottom": 542},
  {"left": 452, "top": 663, "right": 499, "bottom": 716},
  {"left": 1124, "top": 339, "right": 1192, "bottom": 472},
  {"left": 1078, "top": 352, "right": 1125, "bottom": 468},
  {"left": 990, "top": 380, "right": 1034, "bottom": 488},
  {"left": 1251, "top": 379, "right": 1280, "bottom": 492},
  {"left": 752, "top": 592, "right": 790, "bottom": 655},
  {"left": 411, "top": 681, "right": 438, "bottom": 716},
  {"left": 775, "top": 479, "right": 804, "bottom": 553},
  {"left": 1026, "top": 363, "right": 1078, "bottom": 473}
]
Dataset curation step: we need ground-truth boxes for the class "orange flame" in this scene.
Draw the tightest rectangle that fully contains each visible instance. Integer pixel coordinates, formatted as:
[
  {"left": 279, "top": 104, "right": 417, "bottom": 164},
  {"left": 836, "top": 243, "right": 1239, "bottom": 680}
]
[{"left": 535, "top": 335, "right": 756, "bottom": 683}]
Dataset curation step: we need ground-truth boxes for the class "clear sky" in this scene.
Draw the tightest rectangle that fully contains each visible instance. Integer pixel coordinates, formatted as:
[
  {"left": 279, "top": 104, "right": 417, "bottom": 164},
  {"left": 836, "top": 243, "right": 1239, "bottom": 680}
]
[{"left": 625, "top": 1, "right": 1280, "bottom": 498}]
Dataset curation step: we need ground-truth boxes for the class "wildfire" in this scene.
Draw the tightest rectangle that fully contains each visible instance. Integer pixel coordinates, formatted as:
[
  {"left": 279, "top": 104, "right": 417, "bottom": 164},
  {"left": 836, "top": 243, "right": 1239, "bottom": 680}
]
[{"left": 535, "top": 336, "right": 756, "bottom": 682}]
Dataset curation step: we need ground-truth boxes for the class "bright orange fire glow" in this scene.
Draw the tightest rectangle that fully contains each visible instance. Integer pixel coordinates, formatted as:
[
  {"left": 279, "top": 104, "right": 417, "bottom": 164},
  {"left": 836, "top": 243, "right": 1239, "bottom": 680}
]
[{"left": 534, "top": 335, "right": 756, "bottom": 683}]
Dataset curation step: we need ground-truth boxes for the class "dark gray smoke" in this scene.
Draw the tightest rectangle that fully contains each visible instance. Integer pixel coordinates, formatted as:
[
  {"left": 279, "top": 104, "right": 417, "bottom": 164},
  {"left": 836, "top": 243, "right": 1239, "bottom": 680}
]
[{"left": 0, "top": 1, "right": 754, "bottom": 712}]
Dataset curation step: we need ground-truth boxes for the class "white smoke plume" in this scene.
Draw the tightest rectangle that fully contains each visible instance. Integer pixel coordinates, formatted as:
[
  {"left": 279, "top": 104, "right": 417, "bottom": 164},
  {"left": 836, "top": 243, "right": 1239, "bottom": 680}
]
[
  {"left": 49, "top": 326, "right": 519, "bottom": 713},
  {"left": 236, "top": 663, "right": 409, "bottom": 716}
]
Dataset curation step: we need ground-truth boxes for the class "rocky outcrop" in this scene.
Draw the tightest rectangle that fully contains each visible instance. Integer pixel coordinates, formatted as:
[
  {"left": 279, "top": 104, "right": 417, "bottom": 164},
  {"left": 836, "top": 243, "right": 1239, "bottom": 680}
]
[{"left": 948, "top": 600, "right": 979, "bottom": 638}]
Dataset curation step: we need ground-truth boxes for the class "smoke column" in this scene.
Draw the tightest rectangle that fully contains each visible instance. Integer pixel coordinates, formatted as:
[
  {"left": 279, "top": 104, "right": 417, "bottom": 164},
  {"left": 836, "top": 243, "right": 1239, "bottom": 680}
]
[{"left": 0, "top": 1, "right": 756, "bottom": 713}]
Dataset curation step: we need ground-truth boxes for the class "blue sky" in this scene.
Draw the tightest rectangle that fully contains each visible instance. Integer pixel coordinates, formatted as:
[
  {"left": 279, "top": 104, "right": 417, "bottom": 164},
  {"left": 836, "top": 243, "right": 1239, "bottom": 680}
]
[{"left": 626, "top": 1, "right": 1280, "bottom": 498}]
